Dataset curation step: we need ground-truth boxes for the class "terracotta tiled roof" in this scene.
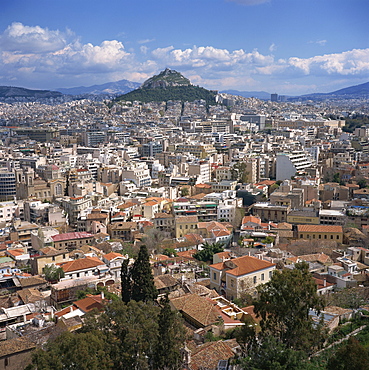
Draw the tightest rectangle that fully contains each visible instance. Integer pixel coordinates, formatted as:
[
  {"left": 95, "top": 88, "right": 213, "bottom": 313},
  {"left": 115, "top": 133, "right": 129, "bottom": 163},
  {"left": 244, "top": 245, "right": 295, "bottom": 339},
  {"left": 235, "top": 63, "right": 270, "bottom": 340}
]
[
  {"left": 176, "top": 215, "right": 198, "bottom": 223},
  {"left": 17, "top": 276, "right": 47, "bottom": 287},
  {"left": 103, "top": 252, "right": 124, "bottom": 261},
  {"left": 241, "top": 215, "right": 261, "bottom": 225},
  {"left": 210, "top": 256, "right": 275, "bottom": 276},
  {"left": 190, "top": 341, "right": 235, "bottom": 370},
  {"left": 154, "top": 275, "right": 178, "bottom": 290},
  {"left": 51, "top": 232, "right": 94, "bottom": 242},
  {"left": 73, "top": 294, "right": 104, "bottom": 313},
  {"left": 170, "top": 293, "right": 219, "bottom": 328},
  {"left": 177, "top": 249, "right": 197, "bottom": 259},
  {"left": 0, "top": 337, "right": 36, "bottom": 357},
  {"left": 297, "top": 225, "right": 343, "bottom": 233},
  {"left": 58, "top": 257, "right": 105, "bottom": 273}
]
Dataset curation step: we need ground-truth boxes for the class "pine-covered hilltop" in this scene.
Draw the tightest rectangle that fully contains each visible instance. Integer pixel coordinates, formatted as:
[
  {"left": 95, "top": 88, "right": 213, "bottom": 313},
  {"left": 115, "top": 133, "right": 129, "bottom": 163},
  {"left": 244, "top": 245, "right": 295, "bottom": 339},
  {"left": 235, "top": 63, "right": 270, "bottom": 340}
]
[{"left": 113, "top": 68, "right": 217, "bottom": 105}]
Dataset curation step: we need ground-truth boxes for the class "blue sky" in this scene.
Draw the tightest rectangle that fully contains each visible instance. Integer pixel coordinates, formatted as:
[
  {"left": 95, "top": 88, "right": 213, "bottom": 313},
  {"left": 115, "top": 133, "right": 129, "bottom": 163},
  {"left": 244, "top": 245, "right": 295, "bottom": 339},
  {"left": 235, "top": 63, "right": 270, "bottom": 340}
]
[{"left": 0, "top": 0, "right": 368, "bottom": 95}]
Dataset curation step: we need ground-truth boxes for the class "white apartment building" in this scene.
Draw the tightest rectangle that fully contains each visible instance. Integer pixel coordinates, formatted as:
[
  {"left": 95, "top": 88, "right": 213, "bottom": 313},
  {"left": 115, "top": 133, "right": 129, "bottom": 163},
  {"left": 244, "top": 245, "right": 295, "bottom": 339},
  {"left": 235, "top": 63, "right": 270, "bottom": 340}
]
[
  {"left": 188, "top": 161, "right": 211, "bottom": 183},
  {"left": 121, "top": 163, "right": 152, "bottom": 188},
  {"left": 276, "top": 151, "right": 313, "bottom": 181}
]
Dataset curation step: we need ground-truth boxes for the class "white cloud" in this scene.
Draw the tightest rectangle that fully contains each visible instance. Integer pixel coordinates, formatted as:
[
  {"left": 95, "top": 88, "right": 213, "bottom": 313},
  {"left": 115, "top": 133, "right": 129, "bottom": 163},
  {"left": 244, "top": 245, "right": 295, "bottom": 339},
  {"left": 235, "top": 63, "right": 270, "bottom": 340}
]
[
  {"left": 269, "top": 43, "right": 276, "bottom": 52},
  {"left": 138, "top": 38, "right": 155, "bottom": 44},
  {"left": 0, "top": 22, "right": 67, "bottom": 53},
  {"left": 309, "top": 39, "right": 327, "bottom": 46},
  {"left": 140, "top": 45, "right": 148, "bottom": 54},
  {"left": 0, "top": 22, "right": 368, "bottom": 94},
  {"left": 288, "top": 48, "right": 369, "bottom": 75}
]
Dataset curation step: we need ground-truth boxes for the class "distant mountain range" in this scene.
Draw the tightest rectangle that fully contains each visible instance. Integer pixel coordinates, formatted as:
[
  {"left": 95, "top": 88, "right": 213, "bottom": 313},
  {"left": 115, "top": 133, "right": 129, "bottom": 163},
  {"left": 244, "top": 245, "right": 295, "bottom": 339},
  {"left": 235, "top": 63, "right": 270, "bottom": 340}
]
[
  {"left": 56, "top": 79, "right": 140, "bottom": 95},
  {"left": 0, "top": 86, "right": 62, "bottom": 98},
  {"left": 301, "top": 81, "right": 369, "bottom": 99},
  {"left": 0, "top": 77, "right": 368, "bottom": 101}
]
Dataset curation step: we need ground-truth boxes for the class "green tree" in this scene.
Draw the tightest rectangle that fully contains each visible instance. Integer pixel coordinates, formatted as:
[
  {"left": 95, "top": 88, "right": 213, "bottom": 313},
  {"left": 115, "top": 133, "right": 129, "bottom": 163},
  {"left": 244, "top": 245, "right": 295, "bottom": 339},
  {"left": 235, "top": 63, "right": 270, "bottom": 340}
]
[
  {"left": 180, "top": 187, "right": 189, "bottom": 197},
  {"left": 120, "top": 258, "right": 131, "bottom": 303},
  {"left": 153, "top": 295, "right": 185, "bottom": 369},
  {"left": 238, "top": 336, "right": 310, "bottom": 370},
  {"left": 253, "top": 262, "right": 325, "bottom": 352},
  {"left": 99, "top": 300, "right": 159, "bottom": 370},
  {"left": 163, "top": 248, "right": 178, "bottom": 257},
  {"left": 130, "top": 245, "right": 158, "bottom": 302},
  {"left": 193, "top": 241, "right": 224, "bottom": 263},
  {"left": 29, "top": 331, "right": 112, "bottom": 370},
  {"left": 327, "top": 337, "right": 369, "bottom": 370},
  {"left": 43, "top": 264, "right": 64, "bottom": 282}
]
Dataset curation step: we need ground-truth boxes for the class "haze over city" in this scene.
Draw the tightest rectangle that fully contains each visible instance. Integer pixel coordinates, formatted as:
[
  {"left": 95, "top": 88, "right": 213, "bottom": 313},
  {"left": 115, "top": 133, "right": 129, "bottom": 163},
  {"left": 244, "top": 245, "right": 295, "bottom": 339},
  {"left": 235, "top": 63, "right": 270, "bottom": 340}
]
[{"left": 1, "top": 0, "right": 368, "bottom": 95}]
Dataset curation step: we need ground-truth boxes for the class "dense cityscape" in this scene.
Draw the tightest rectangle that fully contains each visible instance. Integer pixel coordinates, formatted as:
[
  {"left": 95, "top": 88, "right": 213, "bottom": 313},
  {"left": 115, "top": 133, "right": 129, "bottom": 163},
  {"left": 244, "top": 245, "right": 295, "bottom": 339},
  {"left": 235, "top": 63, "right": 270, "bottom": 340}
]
[
  {"left": 1, "top": 0, "right": 369, "bottom": 368},
  {"left": 0, "top": 67, "right": 369, "bottom": 369}
]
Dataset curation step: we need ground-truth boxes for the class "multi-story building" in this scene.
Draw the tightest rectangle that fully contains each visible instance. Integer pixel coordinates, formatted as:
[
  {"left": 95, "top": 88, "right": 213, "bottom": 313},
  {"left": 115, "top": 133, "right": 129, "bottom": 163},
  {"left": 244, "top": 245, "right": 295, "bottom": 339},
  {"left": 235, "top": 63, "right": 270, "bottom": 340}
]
[
  {"left": 276, "top": 152, "right": 313, "bottom": 181},
  {"left": 0, "top": 169, "right": 16, "bottom": 201},
  {"left": 121, "top": 163, "right": 152, "bottom": 188},
  {"left": 209, "top": 255, "right": 276, "bottom": 300}
]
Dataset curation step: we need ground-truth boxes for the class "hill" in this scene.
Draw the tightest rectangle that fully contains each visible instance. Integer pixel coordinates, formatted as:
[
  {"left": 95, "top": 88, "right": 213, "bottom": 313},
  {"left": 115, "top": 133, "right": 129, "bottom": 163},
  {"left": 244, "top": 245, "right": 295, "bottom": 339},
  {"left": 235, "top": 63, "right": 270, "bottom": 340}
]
[
  {"left": 301, "top": 81, "right": 369, "bottom": 100},
  {"left": 330, "top": 81, "right": 369, "bottom": 96},
  {"left": 114, "top": 68, "right": 217, "bottom": 105},
  {"left": 0, "top": 86, "right": 62, "bottom": 98},
  {"left": 56, "top": 79, "right": 140, "bottom": 95}
]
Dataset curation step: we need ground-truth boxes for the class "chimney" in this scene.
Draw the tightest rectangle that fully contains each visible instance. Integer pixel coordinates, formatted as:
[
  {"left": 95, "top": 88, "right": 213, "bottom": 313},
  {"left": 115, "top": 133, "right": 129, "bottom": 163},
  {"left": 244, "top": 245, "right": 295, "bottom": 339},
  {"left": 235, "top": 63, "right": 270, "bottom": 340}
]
[
  {"left": 70, "top": 306, "right": 73, "bottom": 313},
  {"left": 323, "top": 279, "right": 327, "bottom": 287},
  {"left": 101, "top": 290, "right": 105, "bottom": 300}
]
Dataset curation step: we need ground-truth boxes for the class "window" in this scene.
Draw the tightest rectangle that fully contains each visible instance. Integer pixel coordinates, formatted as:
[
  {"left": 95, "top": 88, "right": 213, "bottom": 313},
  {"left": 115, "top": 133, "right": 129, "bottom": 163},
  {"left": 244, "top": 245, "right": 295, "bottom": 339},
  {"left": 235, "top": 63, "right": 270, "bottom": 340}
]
[
  {"left": 213, "top": 272, "right": 217, "bottom": 281},
  {"left": 261, "top": 273, "right": 264, "bottom": 281},
  {"left": 253, "top": 276, "right": 257, "bottom": 284}
]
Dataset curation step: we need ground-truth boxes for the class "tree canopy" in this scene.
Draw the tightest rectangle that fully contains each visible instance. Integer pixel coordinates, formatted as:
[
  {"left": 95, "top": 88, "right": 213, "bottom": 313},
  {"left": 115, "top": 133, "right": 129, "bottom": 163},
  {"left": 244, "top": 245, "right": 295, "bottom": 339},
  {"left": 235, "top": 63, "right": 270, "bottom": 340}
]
[
  {"left": 193, "top": 241, "right": 224, "bottom": 263},
  {"left": 253, "top": 262, "right": 325, "bottom": 352},
  {"left": 121, "top": 245, "right": 158, "bottom": 303}
]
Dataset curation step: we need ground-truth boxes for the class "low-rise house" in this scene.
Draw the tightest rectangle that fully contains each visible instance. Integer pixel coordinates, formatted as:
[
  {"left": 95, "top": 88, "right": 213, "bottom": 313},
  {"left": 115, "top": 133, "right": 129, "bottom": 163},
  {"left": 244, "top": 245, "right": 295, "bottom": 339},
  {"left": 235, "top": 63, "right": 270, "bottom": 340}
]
[
  {"left": 102, "top": 252, "right": 126, "bottom": 280},
  {"left": 108, "top": 221, "right": 139, "bottom": 241},
  {"left": 58, "top": 256, "right": 107, "bottom": 280},
  {"left": 30, "top": 247, "right": 69, "bottom": 275},
  {"left": 0, "top": 336, "right": 36, "bottom": 370},
  {"left": 209, "top": 255, "right": 276, "bottom": 300},
  {"left": 175, "top": 215, "right": 199, "bottom": 238},
  {"left": 51, "top": 232, "right": 95, "bottom": 251},
  {"left": 297, "top": 224, "right": 343, "bottom": 243}
]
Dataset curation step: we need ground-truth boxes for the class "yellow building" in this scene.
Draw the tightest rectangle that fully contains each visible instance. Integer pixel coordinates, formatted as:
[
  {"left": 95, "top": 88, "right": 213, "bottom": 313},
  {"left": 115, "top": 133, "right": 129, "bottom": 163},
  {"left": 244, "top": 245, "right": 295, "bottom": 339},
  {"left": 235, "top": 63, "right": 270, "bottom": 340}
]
[
  {"left": 175, "top": 215, "right": 199, "bottom": 238},
  {"left": 287, "top": 210, "right": 320, "bottom": 225},
  {"left": 297, "top": 225, "right": 343, "bottom": 243},
  {"left": 31, "top": 247, "right": 69, "bottom": 275}
]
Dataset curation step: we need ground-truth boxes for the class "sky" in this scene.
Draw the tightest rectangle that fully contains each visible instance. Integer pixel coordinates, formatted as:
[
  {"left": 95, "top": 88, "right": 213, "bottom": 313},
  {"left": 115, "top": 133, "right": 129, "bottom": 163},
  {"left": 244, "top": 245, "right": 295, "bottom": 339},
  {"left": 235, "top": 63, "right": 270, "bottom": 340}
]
[{"left": 0, "top": 0, "right": 368, "bottom": 95}]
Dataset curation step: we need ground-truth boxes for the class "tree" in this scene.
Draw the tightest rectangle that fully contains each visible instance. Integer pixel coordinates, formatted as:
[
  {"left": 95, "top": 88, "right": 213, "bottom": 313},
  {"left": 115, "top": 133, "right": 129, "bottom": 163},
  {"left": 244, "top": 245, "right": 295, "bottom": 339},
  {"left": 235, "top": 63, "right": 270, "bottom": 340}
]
[
  {"left": 253, "top": 262, "right": 325, "bottom": 352},
  {"left": 193, "top": 241, "right": 224, "bottom": 263},
  {"left": 180, "top": 187, "right": 189, "bottom": 197},
  {"left": 29, "top": 331, "right": 112, "bottom": 370},
  {"left": 120, "top": 258, "right": 131, "bottom": 303},
  {"left": 130, "top": 245, "right": 158, "bottom": 302},
  {"left": 237, "top": 336, "right": 310, "bottom": 370},
  {"left": 99, "top": 300, "right": 160, "bottom": 370},
  {"left": 43, "top": 264, "right": 64, "bottom": 282},
  {"left": 327, "top": 337, "right": 369, "bottom": 370},
  {"left": 141, "top": 228, "right": 166, "bottom": 253},
  {"left": 153, "top": 295, "right": 185, "bottom": 369}
]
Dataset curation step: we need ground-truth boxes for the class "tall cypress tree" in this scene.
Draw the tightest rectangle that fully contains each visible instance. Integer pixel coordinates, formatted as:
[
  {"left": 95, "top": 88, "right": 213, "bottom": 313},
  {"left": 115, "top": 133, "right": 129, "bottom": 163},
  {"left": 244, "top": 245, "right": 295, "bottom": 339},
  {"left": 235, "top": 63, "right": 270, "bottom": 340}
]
[
  {"left": 153, "top": 295, "right": 185, "bottom": 370},
  {"left": 130, "top": 245, "right": 158, "bottom": 302},
  {"left": 120, "top": 258, "right": 131, "bottom": 303}
]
